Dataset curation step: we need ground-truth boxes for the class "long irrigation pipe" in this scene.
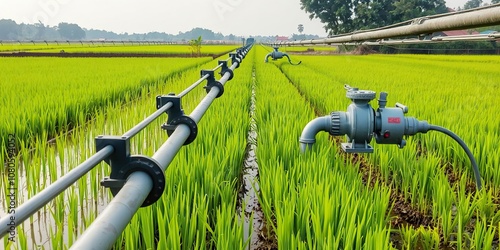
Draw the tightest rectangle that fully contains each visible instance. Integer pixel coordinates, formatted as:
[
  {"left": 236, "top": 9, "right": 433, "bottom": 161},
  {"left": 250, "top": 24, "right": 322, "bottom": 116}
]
[
  {"left": 71, "top": 46, "right": 250, "bottom": 249},
  {"left": 277, "top": 4, "right": 500, "bottom": 46},
  {"left": 316, "top": 33, "right": 500, "bottom": 46},
  {"left": 0, "top": 45, "right": 252, "bottom": 245}
]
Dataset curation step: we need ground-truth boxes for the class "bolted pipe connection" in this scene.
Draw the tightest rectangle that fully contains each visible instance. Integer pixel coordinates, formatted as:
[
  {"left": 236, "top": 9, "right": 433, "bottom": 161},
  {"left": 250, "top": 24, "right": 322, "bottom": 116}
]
[
  {"left": 299, "top": 85, "right": 430, "bottom": 153},
  {"left": 264, "top": 47, "right": 302, "bottom": 65}
]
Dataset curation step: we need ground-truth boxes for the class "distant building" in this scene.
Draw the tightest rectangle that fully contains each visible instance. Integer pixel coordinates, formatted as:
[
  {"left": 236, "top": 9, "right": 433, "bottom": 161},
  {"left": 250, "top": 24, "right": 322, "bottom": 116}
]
[{"left": 275, "top": 36, "right": 289, "bottom": 42}]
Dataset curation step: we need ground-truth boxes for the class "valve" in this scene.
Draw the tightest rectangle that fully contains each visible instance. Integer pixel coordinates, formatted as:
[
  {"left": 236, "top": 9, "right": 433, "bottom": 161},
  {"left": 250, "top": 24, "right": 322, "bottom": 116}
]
[
  {"left": 299, "top": 84, "right": 482, "bottom": 190},
  {"left": 264, "top": 47, "right": 301, "bottom": 65}
]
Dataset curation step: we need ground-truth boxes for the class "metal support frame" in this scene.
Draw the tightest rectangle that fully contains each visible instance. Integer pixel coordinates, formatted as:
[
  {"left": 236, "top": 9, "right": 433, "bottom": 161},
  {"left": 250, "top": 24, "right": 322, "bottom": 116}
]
[
  {"left": 219, "top": 60, "right": 234, "bottom": 81},
  {"left": 201, "top": 70, "right": 224, "bottom": 98},
  {"left": 96, "top": 136, "right": 166, "bottom": 207}
]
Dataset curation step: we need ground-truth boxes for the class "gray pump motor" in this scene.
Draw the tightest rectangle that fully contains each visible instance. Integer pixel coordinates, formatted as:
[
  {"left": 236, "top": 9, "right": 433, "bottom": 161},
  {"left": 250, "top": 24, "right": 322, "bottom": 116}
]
[{"left": 300, "top": 85, "right": 429, "bottom": 153}]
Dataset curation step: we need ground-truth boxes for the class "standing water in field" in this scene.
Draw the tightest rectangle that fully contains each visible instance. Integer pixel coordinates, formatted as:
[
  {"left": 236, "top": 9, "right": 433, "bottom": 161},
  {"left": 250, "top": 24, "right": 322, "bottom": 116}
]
[
  {"left": 237, "top": 69, "right": 267, "bottom": 250},
  {"left": 0, "top": 135, "right": 110, "bottom": 249}
]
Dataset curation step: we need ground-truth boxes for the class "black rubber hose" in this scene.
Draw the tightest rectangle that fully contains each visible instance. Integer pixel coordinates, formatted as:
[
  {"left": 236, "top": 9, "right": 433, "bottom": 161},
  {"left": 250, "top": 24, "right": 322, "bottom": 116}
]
[
  {"left": 284, "top": 54, "right": 302, "bottom": 65},
  {"left": 429, "top": 125, "right": 482, "bottom": 190}
]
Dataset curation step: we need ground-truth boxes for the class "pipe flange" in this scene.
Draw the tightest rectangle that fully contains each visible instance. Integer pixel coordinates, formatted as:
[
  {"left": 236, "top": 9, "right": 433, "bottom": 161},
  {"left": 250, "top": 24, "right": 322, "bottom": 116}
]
[
  {"left": 330, "top": 112, "right": 341, "bottom": 135},
  {"left": 109, "top": 155, "right": 165, "bottom": 207},
  {"left": 161, "top": 115, "right": 198, "bottom": 145},
  {"left": 204, "top": 81, "right": 224, "bottom": 98},
  {"left": 220, "top": 68, "right": 234, "bottom": 81}
]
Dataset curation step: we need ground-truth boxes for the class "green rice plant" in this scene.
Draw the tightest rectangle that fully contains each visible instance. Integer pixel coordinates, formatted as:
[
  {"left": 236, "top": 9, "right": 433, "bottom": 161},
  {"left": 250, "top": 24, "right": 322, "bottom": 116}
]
[
  {"left": 470, "top": 218, "right": 496, "bottom": 250},
  {"left": 417, "top": 226, "right": 440, "bottom": 249},
  {"left": 400, "top": 225, "right": 419, "bottom": 250}
]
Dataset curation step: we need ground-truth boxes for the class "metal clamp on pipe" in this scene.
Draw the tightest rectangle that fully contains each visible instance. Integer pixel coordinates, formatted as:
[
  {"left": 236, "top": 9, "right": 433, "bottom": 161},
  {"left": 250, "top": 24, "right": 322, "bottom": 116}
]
[
  {"left": 230, "top": 52, "right": 241, "bottom": 68},
  {"left": 201, "top": 70, "right": 224, "bottom": 98},
  {"left": 218, "top": 60, "right": 234, "bottom": 80},
  {"left": 96, "top": 136, "right": 166, "bottom": 207},
  {"left": 157, "top": 94, "right": 198, "bottom": 145},
  {"left": 264, "top": 47, "right": 302, "bottom": 65}
]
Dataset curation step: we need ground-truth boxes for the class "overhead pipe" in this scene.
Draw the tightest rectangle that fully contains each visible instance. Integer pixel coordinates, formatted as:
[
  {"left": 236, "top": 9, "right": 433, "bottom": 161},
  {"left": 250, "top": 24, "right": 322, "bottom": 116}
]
[
  {"left": 281, "top": 4, "right": 500, "bottom": 46},
  {"left": 320, "top": 33, "right": 500, "bottom": 46}
]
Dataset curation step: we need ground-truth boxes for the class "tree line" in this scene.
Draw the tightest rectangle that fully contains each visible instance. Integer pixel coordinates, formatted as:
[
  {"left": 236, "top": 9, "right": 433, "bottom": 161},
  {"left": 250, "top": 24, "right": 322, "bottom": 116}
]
[
  {"left": 300, "top": 0, "right": 499, "bottom": 35},
  {"left": 0, "top": 20, "right": 244, "bottom": 42},
  {"left": 0, "top": 20, "right": 318, "bottom": 42}
]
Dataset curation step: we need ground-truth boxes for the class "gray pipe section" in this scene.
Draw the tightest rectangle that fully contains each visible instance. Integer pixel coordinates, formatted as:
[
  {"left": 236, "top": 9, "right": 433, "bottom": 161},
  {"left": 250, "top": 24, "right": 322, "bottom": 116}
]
[
  {"left": 71, "top": 48, "right": 249, "bottom": 249},
  {"left": 70, "top": 171, "right": 152, "bottom": 250},
  {"left": 283, "top": 6, "right": 500, "bottom": 45},
  {"left": 122, "top": 102, "right": 172, "bottom": 138},
  {"left": 0, "top": 145, "right": 114, "bottom": 238},
  {"left": 299, "top": 116, "right": 332, "bottom": 152}
]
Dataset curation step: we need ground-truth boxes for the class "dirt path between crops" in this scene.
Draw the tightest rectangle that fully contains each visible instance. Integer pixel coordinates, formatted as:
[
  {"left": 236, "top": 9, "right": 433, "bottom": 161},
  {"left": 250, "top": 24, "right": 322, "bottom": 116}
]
[{"left": 236, "top": 68, "right": 277, "bottom": 250}]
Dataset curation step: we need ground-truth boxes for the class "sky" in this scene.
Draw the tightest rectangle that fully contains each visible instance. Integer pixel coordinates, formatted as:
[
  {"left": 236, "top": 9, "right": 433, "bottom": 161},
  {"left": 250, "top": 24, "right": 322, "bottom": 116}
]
[{"left": 0, "top": 0, "right": 481, "bottom": 37}]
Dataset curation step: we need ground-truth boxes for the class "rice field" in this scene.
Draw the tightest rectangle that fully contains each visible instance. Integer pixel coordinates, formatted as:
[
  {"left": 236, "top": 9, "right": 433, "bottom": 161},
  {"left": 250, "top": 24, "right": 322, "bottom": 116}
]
[
  {"left": 280, "top": 45, "right": 337, "bottom": 53},
  {"left": 0, "top": 43, "right": 238, "bottom": 55},
  {"left": 1, "top": 44, "right": 500, "bottom": 249}
]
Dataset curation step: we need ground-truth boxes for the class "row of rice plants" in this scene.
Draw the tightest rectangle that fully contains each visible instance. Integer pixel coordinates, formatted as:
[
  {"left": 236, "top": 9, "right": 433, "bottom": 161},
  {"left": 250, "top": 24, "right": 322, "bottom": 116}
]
[
  {"left": 254, "top": 46, "right": 393, "bottom": 249},
  {"left": 281, "top": 45, "right": 337, "bottom": 53},
  {"left": 0, "top": 57, "right": 211, "bottom": 154},
  {"left": 114, "top": 48, "right": 255, "bottom": 249},
  {"left": 26, "top": 44, "right": 238, "bottom": 55},
  {"left": 2, "top": 49, "right": 253, "bottom": 249},
  {"left": 0, "top": 43, "right": 93, "bottom": 52},
  {"left": 276, "top": 51, "right": 499, "bottom": 248},
  {"left": 0, "top": 43, "right": 235, "bottom": 53}
]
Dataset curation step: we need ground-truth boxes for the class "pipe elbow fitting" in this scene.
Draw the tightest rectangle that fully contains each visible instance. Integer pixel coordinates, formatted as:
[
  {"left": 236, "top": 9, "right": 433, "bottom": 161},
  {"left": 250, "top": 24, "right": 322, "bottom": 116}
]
[
  {"left": 299, "top": 115, "right": 332, "bottom": 152},
  {"left": 264, "top": 53, "right": 271, "bottom": 62}
]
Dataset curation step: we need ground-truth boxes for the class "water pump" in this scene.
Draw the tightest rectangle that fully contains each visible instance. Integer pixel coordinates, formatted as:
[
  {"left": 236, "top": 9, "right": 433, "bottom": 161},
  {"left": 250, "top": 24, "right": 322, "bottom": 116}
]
[
  {"left": 299, "top": 85, "right": 482, "bottom": 189},
  {"left": 265, "top": 47, "right": 301, "bottom": 65}
]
